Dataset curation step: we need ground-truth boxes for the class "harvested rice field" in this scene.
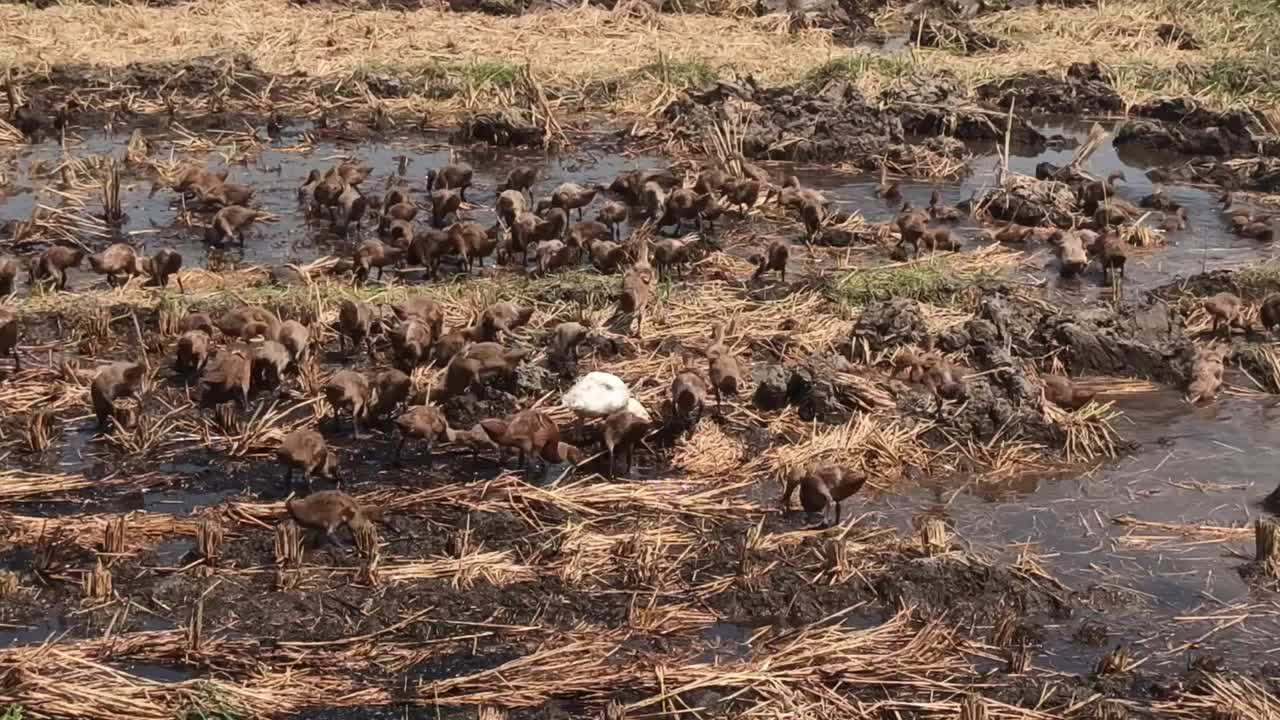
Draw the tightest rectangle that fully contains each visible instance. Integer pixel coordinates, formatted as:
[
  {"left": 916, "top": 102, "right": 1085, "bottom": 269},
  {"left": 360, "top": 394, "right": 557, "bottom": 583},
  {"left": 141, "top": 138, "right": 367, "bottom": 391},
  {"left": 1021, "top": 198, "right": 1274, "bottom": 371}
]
[{"left": 3, "top": 0, "right": 1280, "bottom": 718}]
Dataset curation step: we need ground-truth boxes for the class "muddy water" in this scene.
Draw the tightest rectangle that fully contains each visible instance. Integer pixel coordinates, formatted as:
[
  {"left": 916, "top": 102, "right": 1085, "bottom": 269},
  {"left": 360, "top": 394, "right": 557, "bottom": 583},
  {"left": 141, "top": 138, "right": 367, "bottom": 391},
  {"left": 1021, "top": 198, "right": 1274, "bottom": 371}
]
[
  {"left": 882, "top": 388, "right": 1280, "bottom": 674},
  {"left": 788, "top": 121, "right": 1274, "bottom": 298},
  {"left": 4, "top": 124, "right": 1280, "bottom": 676},
  {"left": 0, "top": 126, "right": 653, "bottom": 291}
]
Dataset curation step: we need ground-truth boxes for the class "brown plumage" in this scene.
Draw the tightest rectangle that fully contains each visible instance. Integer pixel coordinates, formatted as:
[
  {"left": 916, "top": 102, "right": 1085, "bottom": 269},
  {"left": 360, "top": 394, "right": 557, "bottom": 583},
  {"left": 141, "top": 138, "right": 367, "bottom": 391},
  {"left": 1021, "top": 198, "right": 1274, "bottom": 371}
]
[
  {"left": 394, "top": 404, "right": 450, "bottom": 466},
  {"left": 312, "top": 167, "right": 345, "bottom": 217},
  {"left": 181, "top": 312, "right": 215, "bottom": 336},
  {"left": 0, "top": 312, "right": 20, "bottom": 371},
  {"left": 1261, "top": 293, "right": 1280, "bottom": 336},
  {"left": 609, "top": 167, "right": 679, "bottom": 200},
  {"left": 29, "top": 246, "right": 84, "bottom": 291},
  {"left": 480, "top": 409, "right": 582, "bottom": 472},
  {"left": 353, "top": 239, "right": 404, "bottom": 284},
  {"left": 782, "top": 465, "right": 867, "bottom": 527},
  {"left": 298, "top": 169, "right": 322, "bottom": 205},
  {"left": 874, "top": 166, "right": 900, "bottom": 200},
  {"left": 380, "top": 202, "right": 419, "bottom": 233},
  {"left": 918, "top": 227, "right": 961, "bottom": 255},
  {"left": 707, "top": 322, "right": 741, "bottom": 413},
  {"left": 449, "top": 221, "right": 497, "bottom": 272},
  {"left": 338, "top": 300, "right": 378, "bottom": 358},
  {"left": 285, "top": 490, "right": 376, "bottom": 544},
  {"left": 928, "top": 189, "right": 962, "bottom": 222},
  {"left": 390, "top": 319, "right": 433, "bottom": 369},
  {"left": 895, "top": 204, "right": 930, "bottom": 256},
  {"left": 537, "top": 207, "right": 569, "bottom": 243},
  {"left": 369, "top": 368, "right": 412, "bottom": 421},
  {"left": 1049, "top": 230, "right": 1089, "bottom": 277},
  {"left": 1187, "top": 345, "right": 1227, "bottom": 404},
  {"left": 586, "top": 238, "right": 629, "bottom": 274},
  {"left": 671, "top": 357, "right": 710, "bottom": 429},
  {"left": 724, "top": 178, "right": 761, "bottom": 213},
  {"left": 617, "top": 239, "right": 653, "bottom": 337},
  {"left": 430, "top": 188, "right": 462, "bottom": 228},
  {"left": 497, "top": 189, "right": 527, "bottom": 231},
  {"left": 603, "top": 407, "right": 651, "bottom": 478},
  {"left": 1088, "top": 231, "right": 1127, "bottom": 284},
  {"left": 596, "top": 201, "right": 628, "bottom": 240},
  {"left": 206, "top": 205, "right": 266, "bottom": 246},
  {"left": 334, "top": 183, "right": 368, "bottom": 236},
  {"left": 88, "top": 243, "right": 144, "bottom": 287},
  {"left": 91, "top": 362, "right": 145, "bottom": 429},
  {"left": 480, "top": 302, "right": 535, "bottom": 342},
  {"left": 497, "top": 165, "right": 537, "bottom": 198},
  {"left": 325, "top": 370, "right": 371, "bottom": 438},
  {"left": 568, "top": 221, "right": 611, "bottom": 250},
  {"left": 173, "top": 166, "right": 229, "bottom": 195},
  {"left": 551, "top": 321, "right": 591, "bottom": 361},
  {"left": 435, "top": 342, "right": 528, "bottom": 399},
  {"left": 410, "top": 228, "right": 458, "bottom": 278},
  {"left": 277, "top": 429, "right": 340, "bottom": 489},
  {"left": 216, "top": 306, "right": 280, "bottom": 341},
  {"left": 276, "top": 320, "right": 311, "bottom": 366},
  {"left": 175, "top": 330, "right": 210, "bottom": 376},
  {"left": 0, "top": 255, "right": 19, "bottom": 296},
  {"left": 659, "top": 188, "right": 705, "bottom": 233},
  {"left": 750, "top": 240, "right": 789, "bottom": 282},
  {"left": 337, "top": 162, "right": 374, "bottom": 187},
  {"left": 800, "top": 199, "right": 825, "bottom": 241},
  {"left": 982, "top": 222, "right": 1035, "bottom": 245},
  {"left": 651, "top": 236, "right": 698, "bottom": 279},
  {"left": 393, "top": 297, "right": 445, "bottom": 339},
  {"left": 1042, "top": 374, "right": 1096, "bottom": 410},
  {"left": 551, "top": 183, "right": 605, "bottom": 220},
  {"left": 201, "top": 346, "right": 252, "bottom": 408},
  {"left": 922, "top": 354, "right": 967, "bottom": 416},
  {"left": 694, "top": 168, "right": 733, "bottom": 196},
  {"left": 1204, "top": 292, "right": 1244, "bottom": 338},
  {"left": 428, "top": 162, "right": 474, "bottom": 201},
  {"left": 535, "top": 240, "right": 578, "bottom": 276},
  {"left": 141, "top": 248, "right": 183, "bottom": 291},
  {"left": 1160, "top": 207, "right": 1188, "bottom": 233},
  {"left": 195, "top": 181, "right": 254, "bottom": 208},
  {"left": 1078, "top": 170, "right": 1126, "bottom": 213},
  {"left": 250, "top": 340, "right": 291, "bottom": 391}
]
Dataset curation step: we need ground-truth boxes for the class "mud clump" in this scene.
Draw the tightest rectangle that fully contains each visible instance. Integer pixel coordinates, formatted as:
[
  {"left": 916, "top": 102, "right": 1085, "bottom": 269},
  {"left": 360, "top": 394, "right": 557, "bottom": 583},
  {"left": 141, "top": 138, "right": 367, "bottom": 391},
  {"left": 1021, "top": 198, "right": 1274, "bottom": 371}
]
[
  {"left": 977, "top": 62, "right": 1122, "bottom": 116},
  {"left": 853, "top": 298, "right": 928, "bottom": 349},
  {"left": 874, "top": 552, "right": 1056, "bottom": 621},
  {"left": 455, "top": 110, "right": 545, "bottom": 148},
  {"left": 661, "top": 76, "right": 982, "bottom": 166},
  {"left": 886, "top": 76, "right": 1047, "bottom": 150},
  {"left": 1035, "top": 302, "right": 1189, "bottom": 383},
  {"left": 663, "top": 78, "right": 901, "bottom": 163}
]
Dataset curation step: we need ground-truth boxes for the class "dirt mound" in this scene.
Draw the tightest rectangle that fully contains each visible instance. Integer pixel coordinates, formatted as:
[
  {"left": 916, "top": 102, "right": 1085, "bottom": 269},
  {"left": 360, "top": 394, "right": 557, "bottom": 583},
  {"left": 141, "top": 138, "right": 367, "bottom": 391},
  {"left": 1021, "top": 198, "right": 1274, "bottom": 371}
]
[
  {"left": 659, "top": 74, "right": 1026, "bottom": 166},
  {"left": 661, "top": 78, "right": 903, "bottom": 163},
  {"left": 976, "top": 62, "right": 1123, "bottom": 115}
]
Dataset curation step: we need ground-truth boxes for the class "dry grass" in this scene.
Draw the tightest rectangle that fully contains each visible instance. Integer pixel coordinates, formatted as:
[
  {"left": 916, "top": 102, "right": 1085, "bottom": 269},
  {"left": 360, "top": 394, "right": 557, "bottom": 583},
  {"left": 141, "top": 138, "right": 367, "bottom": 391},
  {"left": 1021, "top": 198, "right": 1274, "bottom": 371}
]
[{"left": 0, "top": 0, "right": 1274, "bottom": 122}]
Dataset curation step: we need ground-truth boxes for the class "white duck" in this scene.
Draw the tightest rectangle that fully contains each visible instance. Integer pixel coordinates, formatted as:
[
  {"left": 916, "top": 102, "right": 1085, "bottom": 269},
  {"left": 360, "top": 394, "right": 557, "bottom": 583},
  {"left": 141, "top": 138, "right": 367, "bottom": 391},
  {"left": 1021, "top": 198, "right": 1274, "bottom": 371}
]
[{"left": 562, "top": 371, "right": 630, "bottom": 419}]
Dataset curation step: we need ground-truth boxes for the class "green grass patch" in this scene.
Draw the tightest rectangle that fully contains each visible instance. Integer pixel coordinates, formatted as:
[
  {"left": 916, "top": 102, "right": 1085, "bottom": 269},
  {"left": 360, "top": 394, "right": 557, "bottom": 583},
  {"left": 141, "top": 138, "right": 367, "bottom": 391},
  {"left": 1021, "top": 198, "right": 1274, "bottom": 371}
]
[
  {"left": 452, "top": 62, "right": 521, "bottom": 90},
  {"left": 638, "top": 57, "right": 718, "bottom": 88},
  {"left": 1, "top": 706, "right": 23, "bottom": 720},
  {"left": 1236, "top": 260, "right": 1280, "bottom": 290},
  {"left": 830, "top": 260, "right": 986, "bottom": 307},
  {"left": 802, "top": 54, "right": 914, "bottom": 91}
]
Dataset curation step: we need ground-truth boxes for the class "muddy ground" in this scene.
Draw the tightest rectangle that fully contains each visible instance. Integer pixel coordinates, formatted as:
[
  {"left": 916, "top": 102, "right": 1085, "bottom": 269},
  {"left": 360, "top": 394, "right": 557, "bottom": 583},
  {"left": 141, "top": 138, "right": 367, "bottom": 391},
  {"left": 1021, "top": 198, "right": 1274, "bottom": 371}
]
[{"left": 3, "top": 1, "right": 1280, "bottom": 717}]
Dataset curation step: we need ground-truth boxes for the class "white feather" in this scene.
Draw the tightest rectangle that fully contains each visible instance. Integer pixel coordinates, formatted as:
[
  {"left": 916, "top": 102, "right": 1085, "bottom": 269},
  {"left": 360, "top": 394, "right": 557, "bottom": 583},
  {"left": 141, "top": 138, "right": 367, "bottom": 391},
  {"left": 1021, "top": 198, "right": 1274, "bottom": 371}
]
[{"left": 562, "top": 371, "right": 630, "bottom": 418}]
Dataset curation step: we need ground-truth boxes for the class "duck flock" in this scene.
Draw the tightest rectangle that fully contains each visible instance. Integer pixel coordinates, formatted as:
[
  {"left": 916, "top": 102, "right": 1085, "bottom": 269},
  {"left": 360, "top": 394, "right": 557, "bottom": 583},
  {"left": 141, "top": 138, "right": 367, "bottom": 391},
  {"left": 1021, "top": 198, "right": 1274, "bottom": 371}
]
[{"left": 2, "top": 144, "right": 1280, "bottom": 547}]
